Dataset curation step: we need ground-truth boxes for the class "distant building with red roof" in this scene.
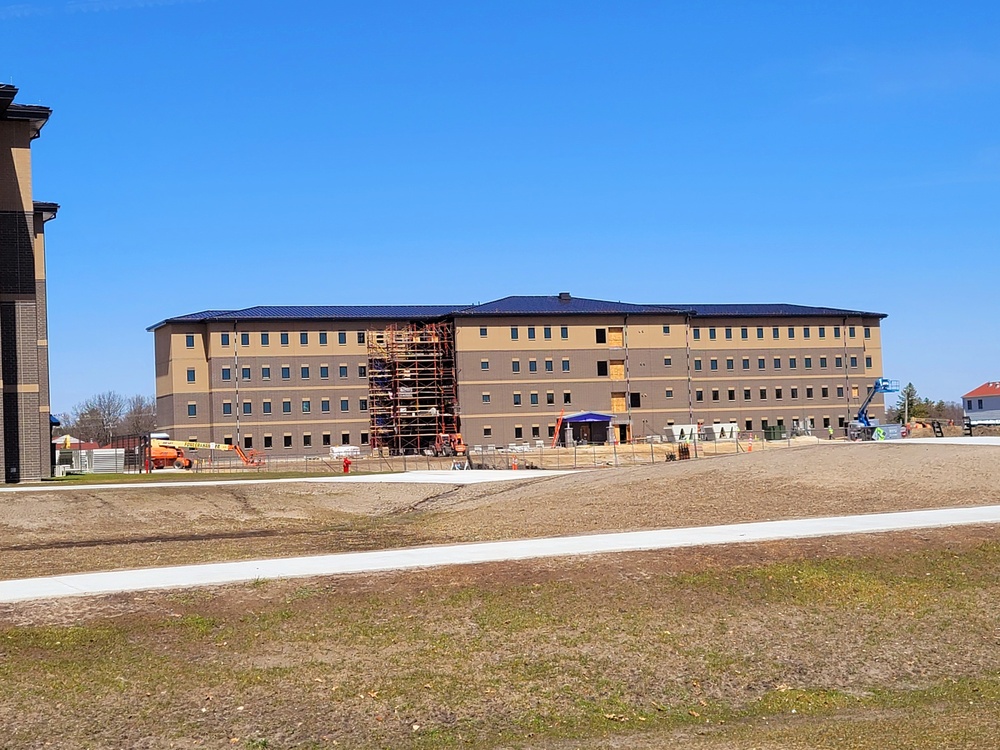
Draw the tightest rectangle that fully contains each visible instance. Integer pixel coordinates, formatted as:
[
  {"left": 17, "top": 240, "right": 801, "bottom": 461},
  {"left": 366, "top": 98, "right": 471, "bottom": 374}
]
[{"left": 963, "top": 382, "right": 1000, "bottom": 425}]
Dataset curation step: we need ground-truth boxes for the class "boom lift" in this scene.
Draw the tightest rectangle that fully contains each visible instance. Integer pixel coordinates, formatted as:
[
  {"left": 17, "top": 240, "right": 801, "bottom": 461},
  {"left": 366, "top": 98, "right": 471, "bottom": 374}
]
[
  {"left": 149, "top": 438, "right": 264, "bottom": 470},
  {"left": 848, "top": 377, "right": 900, "bottom": 441}
]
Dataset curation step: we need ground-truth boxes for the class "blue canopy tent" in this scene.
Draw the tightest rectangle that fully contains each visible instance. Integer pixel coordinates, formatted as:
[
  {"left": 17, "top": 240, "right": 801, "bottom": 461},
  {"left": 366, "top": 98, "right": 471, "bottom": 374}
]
[{"left": 561, "top": 411, "right": 614, "bottom": 445}]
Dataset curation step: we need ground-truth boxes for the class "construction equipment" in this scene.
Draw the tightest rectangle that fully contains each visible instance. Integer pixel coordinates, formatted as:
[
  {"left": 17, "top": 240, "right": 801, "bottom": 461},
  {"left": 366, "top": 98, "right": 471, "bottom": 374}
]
[
  {"left": 848, "top": 378, "right": 900, "bottom": 440},
  {"left": 432, "top": 433, "right": 467, "bottom": 457},
  {"left": 148, "top": 439, "right": 264, "bottom": 469}
]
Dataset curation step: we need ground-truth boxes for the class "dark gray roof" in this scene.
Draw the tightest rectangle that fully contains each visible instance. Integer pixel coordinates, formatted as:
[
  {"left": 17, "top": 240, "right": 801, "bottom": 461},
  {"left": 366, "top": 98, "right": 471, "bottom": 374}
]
[{"left": 149, "top": 297, "right": 886, "bottom": 331}]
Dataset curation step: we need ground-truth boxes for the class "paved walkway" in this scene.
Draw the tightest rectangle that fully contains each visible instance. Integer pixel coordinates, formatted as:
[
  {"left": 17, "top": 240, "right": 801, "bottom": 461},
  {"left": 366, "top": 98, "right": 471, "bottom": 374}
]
[{"left": 2, "top": 504, "right": 999, "bottom": 604}]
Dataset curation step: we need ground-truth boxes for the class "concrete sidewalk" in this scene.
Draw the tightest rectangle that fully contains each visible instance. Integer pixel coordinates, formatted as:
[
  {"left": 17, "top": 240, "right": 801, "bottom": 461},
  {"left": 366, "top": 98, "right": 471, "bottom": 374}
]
[{"left": 2, "top": 504, "right": 999, "bottom": 604}]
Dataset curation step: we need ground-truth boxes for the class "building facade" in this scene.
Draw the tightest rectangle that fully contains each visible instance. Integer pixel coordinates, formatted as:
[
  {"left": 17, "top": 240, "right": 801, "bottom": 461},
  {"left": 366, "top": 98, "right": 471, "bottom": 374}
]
[
  {"left": 0, "top": 85, "right": 57, "bottom": 482},
  {"left": 150, "top": 295, "right": 886, "bottom": 453},
  {"left": 963, "top": 382, "right": 1000, "bottom": 425}
]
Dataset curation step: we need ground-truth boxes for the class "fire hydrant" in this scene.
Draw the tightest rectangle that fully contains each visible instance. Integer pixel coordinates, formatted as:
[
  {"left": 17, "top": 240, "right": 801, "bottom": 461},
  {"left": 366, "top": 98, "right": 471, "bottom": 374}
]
[{"left": 343, "top": 457, "right": 352, "bottom": 474}]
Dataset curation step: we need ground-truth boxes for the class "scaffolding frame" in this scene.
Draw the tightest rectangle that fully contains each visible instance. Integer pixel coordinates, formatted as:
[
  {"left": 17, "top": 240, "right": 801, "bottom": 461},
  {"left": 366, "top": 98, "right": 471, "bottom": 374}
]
[{"left": 367, "top": 321, "right": 460, "bottom": 455}]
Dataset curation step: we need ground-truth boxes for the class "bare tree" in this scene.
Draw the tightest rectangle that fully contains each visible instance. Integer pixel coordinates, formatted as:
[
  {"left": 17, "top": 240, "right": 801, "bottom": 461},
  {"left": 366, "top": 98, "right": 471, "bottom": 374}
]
[
  {"left": 120, "top": 394, "right": 157, "bottom": 435},
  {"left": 70, "top": 391, "right": 127, "bottom": 445}
]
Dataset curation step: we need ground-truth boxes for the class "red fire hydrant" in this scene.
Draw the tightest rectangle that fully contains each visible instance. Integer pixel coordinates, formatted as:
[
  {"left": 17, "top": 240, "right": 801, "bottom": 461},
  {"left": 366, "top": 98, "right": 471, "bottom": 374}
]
[{"left": 343, "top": 457, "right": 352, "bottom": 474}]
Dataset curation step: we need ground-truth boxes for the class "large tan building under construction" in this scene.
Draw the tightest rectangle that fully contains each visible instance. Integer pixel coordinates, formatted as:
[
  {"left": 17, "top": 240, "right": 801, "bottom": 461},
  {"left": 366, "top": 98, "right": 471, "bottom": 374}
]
[
  {"left": 1, "top": 85, "right": 57, "bottom": 482},
  {"left": 150, "top": 295, "right": 887, "bottom": 453}
]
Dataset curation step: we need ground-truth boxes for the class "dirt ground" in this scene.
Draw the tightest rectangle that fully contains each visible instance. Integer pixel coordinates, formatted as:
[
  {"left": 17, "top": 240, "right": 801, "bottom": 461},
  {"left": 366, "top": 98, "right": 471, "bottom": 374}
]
[{"left": 1, "top": 442, "right": 998, "bottom": 580}]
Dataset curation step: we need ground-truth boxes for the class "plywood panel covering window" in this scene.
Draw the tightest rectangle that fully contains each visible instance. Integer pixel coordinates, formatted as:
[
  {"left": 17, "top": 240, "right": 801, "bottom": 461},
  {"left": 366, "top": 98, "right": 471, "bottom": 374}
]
[
  {"left": 607, "top": 327, "right": 624, "bottom": 346},
  {"left": 609, "top": 360, "right": 625, "bottom": 380},
  {"left": 611, "top": 392, "right": 627, "bottom": 412}
]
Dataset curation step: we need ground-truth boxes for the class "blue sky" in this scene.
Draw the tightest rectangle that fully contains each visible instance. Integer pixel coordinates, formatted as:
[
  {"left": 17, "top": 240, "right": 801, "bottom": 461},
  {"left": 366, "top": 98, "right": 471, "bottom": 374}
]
[{"left": 4, "top": 0, "right": 998, "bottom": 411}]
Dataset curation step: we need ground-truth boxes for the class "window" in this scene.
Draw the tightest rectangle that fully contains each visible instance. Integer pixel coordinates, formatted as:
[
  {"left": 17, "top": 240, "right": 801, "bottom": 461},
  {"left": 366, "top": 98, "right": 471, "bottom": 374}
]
[
  {"left": 321, "top": 399, "right": 330, "bottom": 413},
  {"left": 757, "top": 327, "right": 764, "bottom": 339},
  {"left": 597, "top": 361, "right": 609, "bottom": 376},
  {"left": 546, "top": 392, "right": 555, "bottom": 404},
  {"left": 186, "top": 368, "right": 195, "bottom": 383},
  {"left": 241, "top": 333, "right": 250, "bottom": 346},
  {"left": 711, "top": 389, "right": 719, "bottom": 402},
  {"left": 664, "top": 357, "right": 672, "bottom": 367},
  {"left": 848, "top": 326, "right": 856, "bottom": 338},
  {"left": 281, "top": 366, "right": 290, "bottom": 380},
  {"left": 338, "top": 331, "right": 347, "bottom": 345},
  {"left": 864, "top": 327, "right": 871, "bottom": 339},
  {"left": 836, "top": 386, "right": 845, "bottom": 398},
  {"left": 222, "top": 402, "right": 232, "bottom": 415},
  {"left": 302, "top": 400, "right": 311, "bottom": 413},
  {"left": 742, "top": 358, "right": 750, "bottom": 370},
  {"left": 710, "top": 358, "right": 718, "bottom": 371},
  {"left": 662, "top": 325, "right": 671, "bottom": 335},
  {"left": 514, "top": 426, "right": 523, "bottom": 440},
  {"left": 665, "top": 389, "right": 674, "bottom": 398},
  {"left": 865, "top": 356, "right": 872, "bottom": 368},
  {"left": 264, "top": 435, "right": 273, "bottom": 449},
  {"left": 787, "top": 327, "right": 795, "bottom": 339},
  {"left": 511, "top": 360, "right": 520, "bottom": 373},
  {"left": 319, "top": 331, "right": 327, "bottom": 345},
  {"left": 630, "top": 392, "right": 641, "bottom": 408},
  {"left": 340, "top": 399, "right": 349, "bottom": 412},
  {"left": 838, "top": 417, "right": 846, "bottom": 428},
  {"left": 338, "top": 365, "right": 347, "bottom": 378},
  {"left": 529, "top": 359, "right": 537, "bottom": 373},
  {"left": 479, "top": 326, "right": 488, "bottom": 338},
  {"left": 513, "top": 393, "right": 522, "bottom": 406},
  {"left": 560, "top": 326, "right": 568, "bottom": 339},
  {"left": 357, "top": 331, "right": 365, "bottom": 345},
  {"left": 300, "top": 332, "right": 309, "bottom": 345},
  {"left": 185, "top": 334, "right": 195, "bottom": 348},
  {"left": 358, "top": 365, "right": 367, "bottom": 378},
  {"left": 262, "top": 366, "right": 271, "bottom": 380},
  {"left": 481, "top": 360, "right": 489, "bottom": 371},
  {"left": 725, "top": 327, "right": 732, "bottom": 340},
  {"left": 726, "top": 358, "right": 734, "bottom": 370},
  {"left": 820, "top": 357, "right": 828, "bottom": 368},
  {"left": 187, "top": 403, "right": 197, "bottom": 417},
  {"left": 301, "top": 366, "right": 310, "bottom": 379},
  {"left": 741, "top": 327, "right": 748, "bottom": 340},
  {"left": 692, "top": 328, "right": 701, "bottom": 341},
  {"left": 759, "top": 388, "right": 767, "bottom": 400},
  {"left": 850, "top": 356, "right": 858, "bottom": 368},
  {"left": 818, "top": 326, "right": 826, "bottom": 339},
  {"left": 695, "top": 389, "right": 704, "bottom": 402},
  {"left": 220, "top": 333, "right": 230, "bottom": 347},
  {"left": 791, "top": 388, "right": 798, "bottom": 399},
  {"left": 806, "top": 387, "right": 814, "bottom": 399},
  {"left": 241, "top": 367, "right": 250, "bottom": 381},
  {"left": 319, "top": 365, "right": 329, "bottom": 379},
  {"left": 243, "top": 401, "right": 252, "bottom": 415},
  {"left": 303, "top": 434, "right": 312, "bottom": 448},
  {"left": 834, "top": 326, "right": 841, "bottom": 338},
  {"left": 544, "top": 326, "right": 552, "bottom": 339},
  {"left": 563, "top": 392, "right": 572, "bottom": 404},
  {"left": 728, "top": 388, "right": 736, "bottom": 401},
  {"left": 804, "top": 357, "right": 812, "bottom": 369},
  {"left": 284, "top": 435, "right": 292, "bottom": 448},
  {"left": 745, "top": 419, "right": 753, "bottom": 431},
  {"left": 322, "top": 433, "right": 331, "bottom": 446},
  {"left": 545, "top": 359, "right": 553, "bottom": 372},
  {"left": 483, "top": 426, "right": 492, "bottom": 437},
  {"left": 758, "top": 358, "right": 766, "bottom": 370},
  {"left": 694, "top": 359, "right": 702, "bottom": 372},
  {"left": 561, "top": 359, "right": 570, "bottom": 372},
  {"left": 282, "top": 400, "right": 291, "bottom": 413},
  {"left": 978, "top": 399, "right": 984, "bottom": 409},
  {"left": 222, "top": 367, "right": 231, "bottom": 381},
  {"left": 280, "top": 332, "right": 289, "bottom": 346},
  {"left": 510, "top": 327, "right": 519, "bottom": 340},
  {"left": 263, "top": 400, "right": 272, "bottom": 414},
  {"left": 596, "top": 328, "right": 607, "bottom": 344},
  {"left": 821, "top": 386, "right": 829, "bottom": 398},
  {"left": 775, "top": 388, "right": 783, "bottom": 400},
  {"left": 243, "top": 437, "right": 253, "bottom": 450},
  {"left": 835, "top": 356, "right": 843, "bottom": 368},
  {"left": 789, "top": 357, "right": 797, "bottom": 369},
  {"left": 482, "top": 393, "right": 491, "bottom": 404},
  {"left": 359, "top": 399, "right": 368, "bottom": 411},
  {"left": 532, "top": 426, "right": 541, "bottom": 439},
  {"left": 772, "top": 327, "right": 780, "bottom": 339},
  {"left": 530, "top": 392, "right": 539, "bottom": 405},
  {"left": 709, "top": 328, "right": 716, "bottom": 340},
  {"left": 744, "top": 388, "right": 751, "bottom": 400},
  {"left": 803, "top": 327, "right": 810, "bottom": 339}
]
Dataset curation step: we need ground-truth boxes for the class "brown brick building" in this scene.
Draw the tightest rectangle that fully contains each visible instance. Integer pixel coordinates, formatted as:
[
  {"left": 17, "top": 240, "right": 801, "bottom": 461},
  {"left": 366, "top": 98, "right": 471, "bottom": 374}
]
[
  {"left": 0, "top": 85, "right": 57, "bottom": 482},
  {"left": 150, "top": 295, "right": 886, "bottom": 453}
]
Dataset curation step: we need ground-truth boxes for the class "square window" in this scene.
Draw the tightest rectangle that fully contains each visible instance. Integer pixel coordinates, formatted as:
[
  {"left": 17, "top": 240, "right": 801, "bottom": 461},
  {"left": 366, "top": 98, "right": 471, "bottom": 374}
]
[
  {"left": 301, "top": 366, "right": 310, "bottom": 379},
  {"left": 530, "top": 393, "right": 539, "bottom": 405},
  {"left": 692, "top": 328, "right": 701, "bottom": 340},
  {"left": 341, "top": 433, "right": 351, "bottom": 445},
  {"left": 241, "top": 332, "right": 250, "bottom": 346},
  {"left": 483, "top": 426, "right": 492, "bottom": 437},
  {"left": 561, "top": 359, "right": 570, "bottom": 372},
  {"left": 804, "top": 357, "right": 812, "bottom": 369},
  {"left": 339, "top": 365, "right": 348, "bottom": 378},
  {"left": 280, "top": 332, "right": 289, "bottom": 346},
  {"left": 759, "top": 388, "right": 767, "bottom": 400},
  {"left": 284, "top": 435, "right": 292, "bottom": 448},
  {"left": 806, "top": 387, "right": 814, "bottom": 398},
  {"left": 220, "top": 333, "right": 230, "bottom": 346},
  {"left": 319, "top": 331, "right": 328, "bottom": 345},
  {"left": 222, "top": 402, "right": 232, "bottom": 415},
  {"left": 514, "top": 426, "right": 524, "bottom": 440},
  {"left": 357, "top": 331, "right": 365, "bottom": 344},
  {"left": 711, "top": 389, "right": 719, "bottom": 401},
  {"left": 281, "top": 366, "right": 290, "bottom": 380},
  {"left": 532, "top": 425, "right": 541, "bottom": 439},
  {"left": 321, "top": 399, "right": 330, "bottom": 413},
  {"left": 264, "top": 435, "right": 273, "bottom": 449},
  {"left": 320, "top": 365, "right": 329, "bottom": 379},
  {"left": 510, "top": 327, "right": 519, "bottom": 340},
  {"left": 359, "top": 399, "right": 368, "bottom": 411},
  {"left": 222, "top": 367, "right": 231, "bottom": 381},
  {"left": 560, "top": 326, "right": 568, "bottom": 339},
  {"left": 482, "top": 393, "right": 491, "bottom": 404},
  {"left": 758, "top": 358, "right": 766, "bottom": 370},
  {"left": 835, "top": 356, "right": 843, "bottom": 368},
  {"left": 187, "top": 403, "right": 197, "bottom": 417},
  {"left": 340, "top": 399, "right": 349, "bottom": 412},
  {"left": 742, "top": 358, "right": 750, "bottom": 370},
  {"left": 726, "top": 358, "right": 734, "bottom": 370},
  {"left": 187, "top": 368, "right": 195, "bottom": 383},
  {"left": 481, "top": 360, "right": 489, "bottom": 370},
  {"left": 513, "top": 393, "right": 522, "bottom": 406},
  {"left": 303, "top": 434, "right": 312, "bottom": 448},
  {"left": 185, "top": 334, "right": 195, "bottom": 348},
  {"left": 850, "top": 356, "right": 858, "bottom": 368},
  {"left": 302, "top": 400, "right": 311, "bottom": 413},
  {"left": 773, "top": 358, "right": 781, "bottom": 369},
  {"left": 263, "top": 401, "right": 272, "bottom": 414},
  {"left": 662, "top": 325, "right": 671, "bottom": 335},
  {"left": 546, "top": 392, "right": 555, "bottom": 405},
  {"left": 664, "top": 357, "right": 672, "bottom": 367},
  {"left": 244, "top": 436, "right": 253, "bottom": 450},
  {"left": 527, "top": 327, "right": 535, "bottom": 340},
  {"left": 322, "top": 433, "right": 331, "bottom": 446},
  {"left": 480, "top": 327, "right": 488, "bottom": 337},
  {"left": 563, "top": 392, "right": 572, "bottom": 404},
  {"left": 596, "top": 328, "right": 607, "bottom": 344},
  {"left": 545, "top": 359, "right": 553, "bottom": 372},
  {"left": 282, "top": 400, "right": 291, "bottom": 413},
  {"left": 338, "top": 331, "right": 347, "bottom": 345},
  {"left": 243, "top": 402, "right": 252, "bottom": 415},
  {"left": 665, "top": 388, "right": 674, "bottom": 398},
  {"left": 820, "top": 357, "right": 828, "bottom": 368},
  {"left": 710, "top": 359, "right": 718, "bottom": 371},
  {"left": 262, "top": 366, "right": 271, "bottom": 380}
]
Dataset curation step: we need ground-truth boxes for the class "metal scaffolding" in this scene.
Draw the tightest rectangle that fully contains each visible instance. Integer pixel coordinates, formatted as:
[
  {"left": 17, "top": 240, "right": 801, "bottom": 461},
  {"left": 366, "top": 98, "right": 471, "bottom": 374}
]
[{"left": 367, "top": 322, "right": 460, "bottom": 455}]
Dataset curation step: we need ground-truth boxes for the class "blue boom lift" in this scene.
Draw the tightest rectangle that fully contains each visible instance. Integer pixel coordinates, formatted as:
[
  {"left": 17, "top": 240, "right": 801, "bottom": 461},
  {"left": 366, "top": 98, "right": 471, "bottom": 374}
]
[{"left": 848, "top": 377, "right": 900, "bottom": 440}]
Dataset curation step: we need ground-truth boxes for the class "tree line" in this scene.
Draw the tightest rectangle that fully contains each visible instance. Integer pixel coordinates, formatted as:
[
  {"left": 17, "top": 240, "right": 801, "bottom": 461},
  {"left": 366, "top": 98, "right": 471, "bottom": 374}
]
[
  {"left": 55, "top": 392, "right": 156, "bottom": 445},
  {"left": 885, "top": 382, "right": 964, "bottom": 424}
]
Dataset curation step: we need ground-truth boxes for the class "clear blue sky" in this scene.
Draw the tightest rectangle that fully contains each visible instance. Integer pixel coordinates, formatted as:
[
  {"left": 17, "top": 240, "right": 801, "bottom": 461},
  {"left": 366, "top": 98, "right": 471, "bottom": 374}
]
[{"left": 5, "top": 0, "right": 999, "bottom": 412}]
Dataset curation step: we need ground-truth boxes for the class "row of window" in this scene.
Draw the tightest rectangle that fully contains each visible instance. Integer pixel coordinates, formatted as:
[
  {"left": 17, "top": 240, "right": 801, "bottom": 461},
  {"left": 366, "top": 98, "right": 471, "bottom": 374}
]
[
  {"left": 205, "top": 431, "right": 368, "bottom": 451},
  {"left": 186, "top": 331, "right": 367, "bottom": 350},
  {"left": 687, "top": 384, "right": 864, "bottom": 402},
  {"left": 485, "top": 358, "right": 571, "bottom": 373},
  {"left": 187, "top": 398, "right": 368, "bottom": 417},
  {"left": 478, "top": 415, "right": 849, "bottom": 439},
  {"left": 491, "top": 326, "right": 570, "bottom": 341},
  {"left": 187, "top": 364, "right": 369, "bottom": 384},
  {"left": 692, "top": 325, "right": 871, "bottom": 342},
  {"left": 688, "top": 354, "right": 872, "bottom": 373}
]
